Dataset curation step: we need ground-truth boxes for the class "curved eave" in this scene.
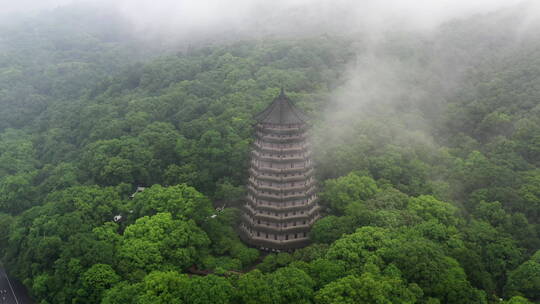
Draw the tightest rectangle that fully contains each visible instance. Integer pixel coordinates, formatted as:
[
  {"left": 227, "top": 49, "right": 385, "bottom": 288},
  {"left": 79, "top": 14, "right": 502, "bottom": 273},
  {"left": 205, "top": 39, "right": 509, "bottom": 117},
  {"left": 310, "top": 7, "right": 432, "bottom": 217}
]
[{"left": 254, "top": 91, "right": 309, "bottom": 125}]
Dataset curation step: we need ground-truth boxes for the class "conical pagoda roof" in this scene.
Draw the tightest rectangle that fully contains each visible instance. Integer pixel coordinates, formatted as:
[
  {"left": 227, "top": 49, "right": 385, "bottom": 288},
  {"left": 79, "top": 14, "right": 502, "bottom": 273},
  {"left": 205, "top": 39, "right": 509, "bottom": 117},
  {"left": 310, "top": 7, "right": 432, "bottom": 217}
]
[{"left": 254, "top": 89, "right": 308, "bottom": 124}]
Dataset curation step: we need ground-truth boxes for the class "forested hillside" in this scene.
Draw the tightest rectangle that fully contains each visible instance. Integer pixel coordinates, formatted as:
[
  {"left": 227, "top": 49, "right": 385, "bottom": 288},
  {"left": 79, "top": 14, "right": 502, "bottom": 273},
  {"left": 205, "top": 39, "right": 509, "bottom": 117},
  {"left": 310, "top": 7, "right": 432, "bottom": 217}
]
[{"left": 0, "top": 4, "right": 539, "bottom": 304}]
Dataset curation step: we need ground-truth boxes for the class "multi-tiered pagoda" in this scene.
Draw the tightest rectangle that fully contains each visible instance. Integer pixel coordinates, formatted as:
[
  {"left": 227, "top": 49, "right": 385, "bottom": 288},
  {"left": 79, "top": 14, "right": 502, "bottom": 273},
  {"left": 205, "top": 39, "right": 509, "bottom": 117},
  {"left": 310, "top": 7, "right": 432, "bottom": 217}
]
[{"left": 239, "top": 89, "right": 320, "bottom": 251}]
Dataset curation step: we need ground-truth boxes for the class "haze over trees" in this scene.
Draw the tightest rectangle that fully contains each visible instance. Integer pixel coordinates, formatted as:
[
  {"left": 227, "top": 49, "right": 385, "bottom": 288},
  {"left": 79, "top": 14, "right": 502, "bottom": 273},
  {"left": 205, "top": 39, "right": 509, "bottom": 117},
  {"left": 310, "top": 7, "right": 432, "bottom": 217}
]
[{"left": 0, "top": 1, "right": 539, "bottom": 303}]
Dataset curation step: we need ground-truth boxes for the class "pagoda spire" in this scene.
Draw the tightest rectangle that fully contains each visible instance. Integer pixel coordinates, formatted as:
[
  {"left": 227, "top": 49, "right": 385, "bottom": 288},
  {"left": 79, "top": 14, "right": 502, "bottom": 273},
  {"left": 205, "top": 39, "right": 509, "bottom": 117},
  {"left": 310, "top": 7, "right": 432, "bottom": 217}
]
[{"left": 253, "top": 90, "right": 308, "bottom": 124}]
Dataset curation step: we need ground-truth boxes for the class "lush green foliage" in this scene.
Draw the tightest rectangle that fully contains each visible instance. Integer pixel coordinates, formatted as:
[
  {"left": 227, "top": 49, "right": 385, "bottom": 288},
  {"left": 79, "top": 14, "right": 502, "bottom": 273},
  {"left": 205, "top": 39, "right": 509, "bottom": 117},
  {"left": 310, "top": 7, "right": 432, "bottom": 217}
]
[{"left": 0, "top": 5, "right": 539, "bottom": 304}]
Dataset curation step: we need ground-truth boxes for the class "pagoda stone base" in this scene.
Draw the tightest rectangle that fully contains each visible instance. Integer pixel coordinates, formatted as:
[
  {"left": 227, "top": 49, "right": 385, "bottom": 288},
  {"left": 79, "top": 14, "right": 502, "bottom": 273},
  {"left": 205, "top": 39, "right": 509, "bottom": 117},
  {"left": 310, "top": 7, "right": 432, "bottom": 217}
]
[{"left": 238, "top": 225, "right": 313, "bottom": 251}]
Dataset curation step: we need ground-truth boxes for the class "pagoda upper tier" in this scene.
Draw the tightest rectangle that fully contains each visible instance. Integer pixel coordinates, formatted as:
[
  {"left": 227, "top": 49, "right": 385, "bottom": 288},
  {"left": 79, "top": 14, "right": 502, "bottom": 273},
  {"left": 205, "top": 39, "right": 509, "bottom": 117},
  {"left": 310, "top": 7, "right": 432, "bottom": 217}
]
[
  {"left": 239, "top": 89, "right": 320, "bottom": 251},
  {"left": 254, "top": 88, "right": 309, "bottom": 124}
]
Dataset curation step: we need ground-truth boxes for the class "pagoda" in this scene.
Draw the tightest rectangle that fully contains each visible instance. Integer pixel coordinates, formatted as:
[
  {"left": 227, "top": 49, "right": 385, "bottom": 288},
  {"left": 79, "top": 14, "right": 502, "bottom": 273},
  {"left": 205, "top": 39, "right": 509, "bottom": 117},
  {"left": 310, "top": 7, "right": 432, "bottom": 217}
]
[{"left": 239, "top": 89, "right": 320, "bottom": 251}]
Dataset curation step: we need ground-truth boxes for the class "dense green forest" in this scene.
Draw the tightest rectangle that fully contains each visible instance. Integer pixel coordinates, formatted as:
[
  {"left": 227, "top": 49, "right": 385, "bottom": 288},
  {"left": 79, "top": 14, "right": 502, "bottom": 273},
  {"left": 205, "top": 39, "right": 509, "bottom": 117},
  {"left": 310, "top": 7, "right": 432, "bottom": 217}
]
[{"left": 0, "top": 4, "right": 539, "bottom": 304}]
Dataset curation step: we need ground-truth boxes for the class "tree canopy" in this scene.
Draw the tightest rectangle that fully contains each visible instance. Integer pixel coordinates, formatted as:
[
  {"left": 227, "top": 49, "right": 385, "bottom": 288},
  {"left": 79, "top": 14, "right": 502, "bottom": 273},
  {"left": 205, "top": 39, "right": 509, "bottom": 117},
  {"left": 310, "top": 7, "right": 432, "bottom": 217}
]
[{"left": 0, "top": 4, "right": 539, "bottom": 304}]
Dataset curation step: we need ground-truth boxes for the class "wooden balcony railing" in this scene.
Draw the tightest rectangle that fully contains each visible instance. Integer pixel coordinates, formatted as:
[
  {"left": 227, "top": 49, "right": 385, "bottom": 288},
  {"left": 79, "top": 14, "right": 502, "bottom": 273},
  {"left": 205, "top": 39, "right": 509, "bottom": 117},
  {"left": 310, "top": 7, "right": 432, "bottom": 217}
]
[
  {"left": 247, "top": 178, "right": 316, "bottom": 192},
  {"left": 249, "top": 167, "right": 314, "bottom": 180}
]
